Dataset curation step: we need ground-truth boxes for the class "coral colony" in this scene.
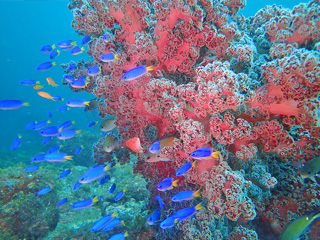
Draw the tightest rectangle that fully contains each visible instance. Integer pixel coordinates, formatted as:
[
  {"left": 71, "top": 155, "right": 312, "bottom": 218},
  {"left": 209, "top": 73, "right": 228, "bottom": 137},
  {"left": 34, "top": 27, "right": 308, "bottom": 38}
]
[{"left": 58, "top": 0, "right": 320, "bottom": 238}]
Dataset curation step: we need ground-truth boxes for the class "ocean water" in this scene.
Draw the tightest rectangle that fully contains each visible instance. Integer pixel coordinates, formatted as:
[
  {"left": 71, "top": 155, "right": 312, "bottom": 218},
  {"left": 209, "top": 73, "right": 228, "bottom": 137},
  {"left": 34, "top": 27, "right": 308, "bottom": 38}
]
[{"left": 0, "top": 0, "right": 319, "bottom": 240}]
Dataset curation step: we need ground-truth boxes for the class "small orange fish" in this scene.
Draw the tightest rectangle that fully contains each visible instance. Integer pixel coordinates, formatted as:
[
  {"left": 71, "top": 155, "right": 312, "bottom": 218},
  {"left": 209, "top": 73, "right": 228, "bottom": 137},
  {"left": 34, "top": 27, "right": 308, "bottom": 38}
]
[
  {"left": 126, "top": 137, "right": 143, "bottom": 153},
  {"left": 37, "top": 91, "right": 55, "bottom": 101},
  {"left": 46, "top": 77, "right": 58, "bottom": 87},
  {"left": 33, "top": 85, "right": 43, "bottom": 90}
]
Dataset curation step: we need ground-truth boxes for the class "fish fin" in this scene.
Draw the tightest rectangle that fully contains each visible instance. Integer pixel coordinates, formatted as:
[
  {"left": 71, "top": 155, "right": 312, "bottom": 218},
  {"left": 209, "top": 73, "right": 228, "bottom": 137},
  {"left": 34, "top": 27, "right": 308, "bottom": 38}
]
[
  {"left": 47, "top": 120, "right": 51, "bottom": 124},
  {"left": 57, "top": 50, "right": 60, "bottom": 56},
  {"left": 58, "top": 127, "right": 63, "bottom": 132},
  {"left": 18, "top": 134, "right": 22, "bottom": 139},
  {"left": 84, "top": 101, "right": 90, "bottom": 106},
  {"left": 146, "top": 66, "right": 153, "bottom": 72},
  {"left": 121, "top": 220, "right": 125, "bottom": 226},
  {"left": 124, "top": 231, "right": 128, "bottom": 237},
  {"left": 172, "top": 179, "right": 179, "bottom": 187},
  {"left": 212, "top": 152, "right": 220, "bottom": 158},
  {"left": 39, "top": 166, "right": 43, "bottom": 169},
  {"left": 123, "top": 189, "right": 127, "bottom": 193},
  {"left": 195, "top": 203, "right": 203, "bottom": 211},
  {"left": 52, "top": 62, "right": 56, "bottom": 66},
  {"left": 114, "top": 54, "right": 119, "bottom": 60},
  {"left": 36, "top": 81, "right": 40, "bottom": 85},
  {"left": 309, "top": 175, "right": 317, "bottom": 182},
  {"left": 92, "top": 196, "right": 99, "bottom": 202},
  {"left": 76, "top": 130, "right": 81, "bottom": 135},
  {"left": 23, "top": 102, "right": 30, "bottom": 107},
  {"left": 52, "top": 44, "right": 56, "bottom": 49},
  {"left": 174, "top": 219, "right": 178, "bottom": 224},
  {"left": 112, "top": 212, "right": 118, "bottom": 218},
  {"left": 59, "top": 144, "right": 63, "bottom": 148},
  {"left": 192, "top": 161, "right": 196, "bottom": 168},
  {"left": 71, "top": 168, "right": 74, "bottom": 171},
  {"left": 193, "top": 189, "right": 200, "bottom": 197},
  {"left": 66, "top": 155, "right": 73, "bottom": 160}
]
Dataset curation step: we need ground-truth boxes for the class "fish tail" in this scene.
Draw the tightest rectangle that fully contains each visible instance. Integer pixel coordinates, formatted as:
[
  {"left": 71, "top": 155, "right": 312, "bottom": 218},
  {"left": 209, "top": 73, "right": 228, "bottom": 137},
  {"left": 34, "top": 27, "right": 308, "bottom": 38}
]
[
  {"left": 81, "top": 47, "right": 85, "bottom": 51},
  {"left": 47, "top": 120, "right": 51, "bottom": 124},
  {"left": 18, "top": 134, "right": 22, "bottom": 139},
  {"left": 52, "top": 62, "right": 56, "bottom": 66},
  {"left": 23, "top": 102, "right": 30, "bottom": 107},
  {"left": 39, "top": 166, "right": 43, "bottom": 169},
  {"left": 92, "top": 196, "right": 100, "bottom": 202},
  {"left": 123, "top": 189, "right": 127, "bottom": 193},
  {"left": 71, "top": 41, "right": 77, "bottom": 46},
  {"left": 36, "top": 81, "right": 40, "bottom": 85},
  {"left": 193, "top": 190, "right": 200, "bottom": 197},
  {"left": 57, "top": 50, "right": 60, "bottom": 56},
  {"left": 76, "top": 130, "right": 81, "bottom": 134},
  {"left": 172, "top": 179, "right": 179, "bottom": 187},
  {"left": 146, "top": 66, "right": 153, "bottom": 72},
  {"left": 52, "top": 44, "right": 56, "bottom": 49},
  {"left": 192, "top": 161, "right": 196, "bottom": 168},
  {"left": 195, "top": 203, "right": 203, "bottom": 211},
  {"left": 121, "top": 220, "right": 125, "bottom": 226},
  {"left": 71, "top": 120, "right": 75, "bottom": 124},
  {"left": 65, "top": 155, "right": 73, "bottom": 160},
  {"left": 104, "top": 165, "right": 111, "bottom": 171},
  {"left": 84, "top": 101, "right": 90, "bottom": 106},
  {"left": 212, "top": 151, "right": 220, "bottom": 158},
  {"left": 114, "top": 54, "right": 119, "bottom": 60},
  {"left": 112, "top": 212, "right": 118, "bottom": 218},
  {"left": 124, "top": 231, "right": 129, "bottom": 237}
]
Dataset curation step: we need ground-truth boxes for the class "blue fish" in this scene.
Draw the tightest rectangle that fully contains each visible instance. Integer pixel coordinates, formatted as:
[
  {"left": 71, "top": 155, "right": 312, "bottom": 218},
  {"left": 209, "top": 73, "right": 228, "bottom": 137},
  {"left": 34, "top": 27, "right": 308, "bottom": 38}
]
[
  {"left": 63, "top": 75, "right": 75, "bottom": 82},
  {"left": 52, "top": 96, "right": 64, "bottom": 101},
  {"left": 87, "top": 65, "right": 100, "bottom": 76},
  {"left": 70, "top": 46, "right": 85, "bottom": 55},
  {"left": 100, "top": 53, "right": 118, "bottom": 62},
  {"left": 38, "top": 126, "right": 59, "bottom": 136},
  {"left": 149, "top": 141, "right": 160, "bottom": 154},
  {"left": 56, "top": 128, "right": 81, "bottom": 140},
  {"left": 0, "top": 100, "right": 30, "bottom": 110},
  {"left": 190, "top": 147, "right": 220, "bottom": 160},
  {"left": 20, "top": 79, "right": 39, "bottom": 86},
  {"left": 45, "top": 152, "right": 72, "bottom": 162},
  {"left": 78, "top": 164, "right": 111, "bottom": 183},
  {"left": 57, "top": 40, "right": 75, "bottom": 48},
  {"left": 74, "top": 146, "right": 83, "bottom": 155},
  {"left": 147, "top": 208, "right": 161, "bottom": 225},
  {"left": 24, "top": 166, "right": 41, "bottom": 172},
  {"left": 36, "top": 186, "right": 51, "bottom": 196},
  {"left": 58, "top": 120, "right": 74, "bottom": 130},
  {"left": 108, "top": 232, "right": 128, "bottom": 240},
  {"left": 48, "top": 111, "right": 52, "bottom": 118},
  {"left": 171, "top": 190, "right": 200, "bottom": 202},
  {"left": 81, "top": 35, "right": 92, "bottom": 45},
  {"left": 156, "top": 195, "right": 164, "bottom": 210},
  {"left": 72, "top": 196, "right": 99, "bottom": 209},
  {"left": 109, "top": 183, "right": 116, "bottom": 193},
  {"left": 68, "top": 63, "right": 77, "bottom": 71},
  {"left": 102, "top": 34, "right": 109, "bottom": 42},
  {"left": 31, "top": 154, "right": 46, "bottom": 163},
  {"left": 10, "top": 135, "right": 21, "bottom": 151},
  {"left": 171, "top": 203, "right": 202, "bottom": 221},
  {"left": 32, "top": 120, "right": 50, "bottom": 130},
  {"left": 26, "top": 121, "right": 36, "bottom": 129},
  {"left": 57, "top": 198, "right": 67, "bottom": 206},
  {"left": 157, "top": 178, "right": 178, "bottom": 191},
  {"left": 91, "top": 213, "right": 118, "bottom": 232},
  {"left": 40, "top": 44, "right": 55, "bottom": 53},
  {"left": 122, "top": 65, "right": 153, "bottom": 81},
  {"left": 160, "top": 216, "right": 177, "bottom": 229},
  {"left": 102, "top": 218, "right": 125, "bottom": 231},
  {"left": 36, "top": 61, "right": 56, "bottom": 71},
  {"left": 176, "top": 161, "right": 196, "bottom": 177},
  {"left": 49, "top": 49, "right": 60, "bottom": 59},
  {"left": 42, "top": 136, "right": 52, "bottom": 144},
  {"left": 57, "top": 106, "right": 68, "bottom": 112},
  {"left": 88, "top": 121, "right": 98, "bottom": 127},
  {"left": 59, "top": 168, "right": 73, "bottom": 179},
  {"left": 114, "top": 190, "right": 126, "bottom": 202},
  {"left": 73, "top": 181, "right": 82, "bottom": 191},
  {"left": 48, "top": 145, "right": 61, "bottom": 153},
  {"left": 99, "top": 174, "right": 110, "bottom": 185},
  {"left": 69, "top": 76, "right": 90, "bottom": 88}
]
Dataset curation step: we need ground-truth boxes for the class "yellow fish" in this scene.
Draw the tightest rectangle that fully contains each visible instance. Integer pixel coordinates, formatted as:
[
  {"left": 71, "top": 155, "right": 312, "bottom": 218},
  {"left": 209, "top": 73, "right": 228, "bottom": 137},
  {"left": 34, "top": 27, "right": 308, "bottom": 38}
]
[
  {"left": 37, "top": 91, "right": 55, "bottom": 101},
  {"left": 33, "top": 85, "right": 43, "bottom": 90},
  {"left": 46, "top": 77, "right": 58, "bottom": 87},
  {"left": 280, "top": 211, "right": 320, "bottom": 240}
]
